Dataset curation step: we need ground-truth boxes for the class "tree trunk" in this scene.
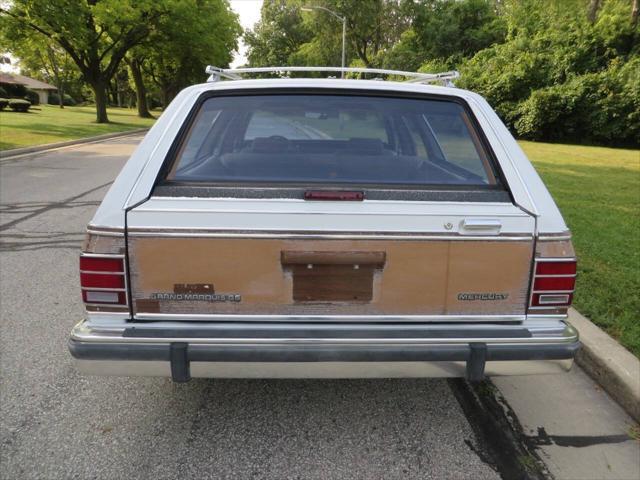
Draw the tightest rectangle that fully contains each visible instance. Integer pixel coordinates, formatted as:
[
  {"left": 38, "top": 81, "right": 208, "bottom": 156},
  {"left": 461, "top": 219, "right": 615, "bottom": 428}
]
[
  {"left": 58, "top": 85, "right": 64, "bottom": 109},
  {"left": 633, "top": 0, "right": 639, "bottom": 27},
  {"left": 91, "top": 81, "right": 109, "bottom": 123},
  {"left": 160, "top": 87, "right": 169, "bottom": 110},
  {"left": 128, "top": 58, "right": 152, "bottom": 118},
  {"left": 109, "top": 81, "right": 118, "bottom": 106},
  {"left": 587, "top": 0, "right": 602, "bottom": 23}
]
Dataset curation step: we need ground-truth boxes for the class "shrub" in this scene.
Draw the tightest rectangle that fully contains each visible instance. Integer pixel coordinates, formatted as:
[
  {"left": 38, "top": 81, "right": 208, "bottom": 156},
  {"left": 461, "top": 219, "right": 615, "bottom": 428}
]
[
  {"left": 24, "top": 89, "right": 39, "bottom": 105},
  {"left": 514, "top": 58, "right": 640, "bottom": 146},
  {"left": 2, "top": 83, "right": 27, "bottom": 98},
  {"left": 48, "top": 92, "right": 77, "bottom": 106},
  {"left": 0, "top": 98, "right": 8, "bottom": 110},
  {"left": 63, "top": 93, "right": 76, "bottom": 106},
  {"left": 9, "top": 99, "right": 31, "bottom": 112}
]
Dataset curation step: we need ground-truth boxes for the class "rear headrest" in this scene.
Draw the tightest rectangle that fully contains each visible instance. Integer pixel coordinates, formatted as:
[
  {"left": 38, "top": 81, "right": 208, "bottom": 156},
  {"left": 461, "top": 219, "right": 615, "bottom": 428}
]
[
  {"left": 346, "top": 138, "right": 383, "bottom": 155},
  {"left": 251, "top": 136, "right": 289, "bottom": 153}
]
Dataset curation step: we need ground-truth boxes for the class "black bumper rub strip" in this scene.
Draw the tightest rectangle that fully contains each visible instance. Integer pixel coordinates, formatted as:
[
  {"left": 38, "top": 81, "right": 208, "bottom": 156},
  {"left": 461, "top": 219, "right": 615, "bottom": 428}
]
[
  {"left": 466, "top": 343, "right": 487, "bottom": 382},
  {"left": 170, "top": 343, "right": 190, "bottom": 383},
  {"left": 123, "top": 326, "right": 533, "bottom": 340}
]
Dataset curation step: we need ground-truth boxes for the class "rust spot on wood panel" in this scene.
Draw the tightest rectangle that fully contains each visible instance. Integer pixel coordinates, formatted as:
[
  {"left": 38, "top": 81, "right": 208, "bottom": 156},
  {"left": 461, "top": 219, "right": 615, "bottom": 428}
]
[{"left": 135, "top": 299, "right": 160, "bottom": 313}]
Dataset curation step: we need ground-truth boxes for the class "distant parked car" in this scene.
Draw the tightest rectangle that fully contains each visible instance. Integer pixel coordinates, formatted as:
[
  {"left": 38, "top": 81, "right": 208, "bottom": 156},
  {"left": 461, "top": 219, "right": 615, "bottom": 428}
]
[{"left": 69, "top": 66, "right": 579, "bottom": 382}]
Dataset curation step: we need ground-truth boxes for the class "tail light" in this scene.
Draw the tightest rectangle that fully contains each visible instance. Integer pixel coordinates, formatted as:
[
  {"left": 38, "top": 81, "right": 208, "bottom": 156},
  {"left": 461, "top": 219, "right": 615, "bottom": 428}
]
[
  {"left": 529, "top": 258, "right": 576, "bottom": 309},
  {"left": 80, "top": 254, "right": 128, "bottom": 306}
]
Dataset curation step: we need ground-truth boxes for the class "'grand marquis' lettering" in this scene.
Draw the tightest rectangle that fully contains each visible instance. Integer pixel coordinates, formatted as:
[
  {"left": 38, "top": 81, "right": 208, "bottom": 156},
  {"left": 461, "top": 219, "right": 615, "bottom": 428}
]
[{"left": 150, "top": 292, "right": 242, "bottom": 302}]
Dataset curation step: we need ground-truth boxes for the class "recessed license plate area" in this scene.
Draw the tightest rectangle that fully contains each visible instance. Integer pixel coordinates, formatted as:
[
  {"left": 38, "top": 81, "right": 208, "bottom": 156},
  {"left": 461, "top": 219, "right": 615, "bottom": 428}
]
[{"left": 281, "top": 251, "right": 386, "bottom": 302}]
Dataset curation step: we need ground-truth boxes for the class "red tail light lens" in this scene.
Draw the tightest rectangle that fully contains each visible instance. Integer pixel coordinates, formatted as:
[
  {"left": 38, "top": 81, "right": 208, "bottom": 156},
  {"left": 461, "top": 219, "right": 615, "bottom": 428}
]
[
  {"left": 304, "top": 190, "right": 364, "bottom": 201},
  {"left": 529, "top": 259, "right": 576, "bottom": 309},
  {"left": 80, "top": 255, "right": 127, "bottom": 306},
  {"left": 536, "top": 261, "right": 577, "bottom": 275},
  {"left": 80, "top": 272, "right": 125, "bottom": 289},
  {"left": 533, "top": 276, "right": 576, "bottom": 291}
]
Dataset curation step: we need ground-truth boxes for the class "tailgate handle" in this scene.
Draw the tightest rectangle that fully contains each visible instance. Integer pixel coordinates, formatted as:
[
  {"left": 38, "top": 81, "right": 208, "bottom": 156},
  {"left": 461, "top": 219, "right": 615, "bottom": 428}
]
[{"left": 460, "top": 218, "right": 502, "bottom": 235}]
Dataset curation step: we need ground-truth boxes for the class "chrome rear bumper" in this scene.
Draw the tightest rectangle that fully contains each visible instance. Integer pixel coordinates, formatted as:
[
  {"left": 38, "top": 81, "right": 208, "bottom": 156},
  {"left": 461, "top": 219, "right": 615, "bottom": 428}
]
[{"left": 69, "top": 320, "right": 580, "bottom": 382}]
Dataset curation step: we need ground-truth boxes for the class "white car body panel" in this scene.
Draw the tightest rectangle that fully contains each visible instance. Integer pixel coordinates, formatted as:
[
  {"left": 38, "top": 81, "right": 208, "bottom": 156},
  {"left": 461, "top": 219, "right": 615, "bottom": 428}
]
[
  {"left": 91, "top": 79, "right": 568, "bottom": 236},
  {"left": 127, "top": 197, "right": 534, "bottom": 236}
]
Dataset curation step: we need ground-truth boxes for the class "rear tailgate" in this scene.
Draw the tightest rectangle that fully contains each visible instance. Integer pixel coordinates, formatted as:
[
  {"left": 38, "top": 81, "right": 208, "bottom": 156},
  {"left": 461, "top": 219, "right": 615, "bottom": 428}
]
[
  {"left": 125, "top": 90, "right": 535, "bottom": 321},
  {"left": 126, "top": 198, "right": 535, "bottom": 321}
]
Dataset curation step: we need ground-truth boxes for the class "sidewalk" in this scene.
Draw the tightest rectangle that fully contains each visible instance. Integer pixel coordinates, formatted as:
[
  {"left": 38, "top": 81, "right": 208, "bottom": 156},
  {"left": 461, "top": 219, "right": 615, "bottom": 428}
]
[
  {"left": 569, "top": 308, "right": 640, "bottom": 422},
  {"left": 495, "top": 367, "right": 640, "bottom": 480}
]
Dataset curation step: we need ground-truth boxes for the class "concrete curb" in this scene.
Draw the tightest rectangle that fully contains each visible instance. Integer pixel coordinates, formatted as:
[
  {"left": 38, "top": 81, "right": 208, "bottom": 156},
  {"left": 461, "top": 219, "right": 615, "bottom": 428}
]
[
  {"left": 0, "top": 128, "right": 149, "bottom": 160},
  {"left": 569, "top": 308, "right": 640, "bottom": 422}
]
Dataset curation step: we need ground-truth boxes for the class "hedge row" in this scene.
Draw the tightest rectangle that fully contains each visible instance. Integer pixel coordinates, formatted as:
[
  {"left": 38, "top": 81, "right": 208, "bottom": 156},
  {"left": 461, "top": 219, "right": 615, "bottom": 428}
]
[
  {"left": 0, "top": 98, "right": 31, "bottom": 112},
  {"left": 48, "top": 92, "right": 76, "bottom": 106}
]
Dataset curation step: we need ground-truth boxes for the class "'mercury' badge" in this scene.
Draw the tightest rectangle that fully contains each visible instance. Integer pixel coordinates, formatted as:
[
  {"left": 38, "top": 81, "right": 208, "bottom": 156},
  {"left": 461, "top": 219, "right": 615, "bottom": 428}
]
[{"left": 457, "top": 292, "right": 509, "bottom": 301}]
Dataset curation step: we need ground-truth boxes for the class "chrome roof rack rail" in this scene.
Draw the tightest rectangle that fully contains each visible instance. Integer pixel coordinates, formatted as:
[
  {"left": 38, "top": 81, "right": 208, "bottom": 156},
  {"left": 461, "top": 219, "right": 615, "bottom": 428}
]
[{"left": 205, "top": 66, "right": 460, "bottom": 86}]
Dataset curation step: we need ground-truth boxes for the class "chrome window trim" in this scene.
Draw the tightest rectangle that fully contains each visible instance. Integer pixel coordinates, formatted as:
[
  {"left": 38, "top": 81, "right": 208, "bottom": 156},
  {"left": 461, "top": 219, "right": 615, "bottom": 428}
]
[
  {"left": 125, "top": 230, "right": 532, "bottom": 241},
  {"left": 80, "top": 252, "right": 126, "bottom": 259},
  {"left": 131, "top": 207, "right": 530, "bottom": 217},
  {"left": 529, "top": 307, "right": 570, "bottom": 311},
  {"left": 84, "top": 302, "right": 129, "bottom": 309},
  {"left": 536, "top": 232, "right": 572, "bottom": 241},
  {"left": 534, "top": 257, "right": 578, "bottom": 263},
  {"left": 80, "top": 287, "right": 127, "bottom": 292},
  {"left": 535, "top": 273, "right": 577, "bottom": 278},
  {"left": 80, "top": 270, "right": 126, "bottom": 276},
  {"left": 132, "top": 313, "right": 527, "bottom": 323},
  {"left": 86, "top": 229, "right": 125, "bottom": 237},
  {"left": 532, "top": 290, "right": 574, "bottom": 294}
]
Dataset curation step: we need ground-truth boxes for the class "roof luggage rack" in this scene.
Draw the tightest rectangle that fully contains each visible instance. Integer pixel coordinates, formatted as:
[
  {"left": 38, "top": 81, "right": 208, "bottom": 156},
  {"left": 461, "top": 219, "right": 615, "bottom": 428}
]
[{"left": 205, "top": 66, "right": 460, "bottom": 87}]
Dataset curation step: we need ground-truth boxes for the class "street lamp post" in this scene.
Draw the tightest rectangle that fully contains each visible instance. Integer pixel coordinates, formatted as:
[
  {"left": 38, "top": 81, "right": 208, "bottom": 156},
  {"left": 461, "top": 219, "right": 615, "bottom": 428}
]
[{"left": 301, "top": 6, "right": 346, "bottom": 78}]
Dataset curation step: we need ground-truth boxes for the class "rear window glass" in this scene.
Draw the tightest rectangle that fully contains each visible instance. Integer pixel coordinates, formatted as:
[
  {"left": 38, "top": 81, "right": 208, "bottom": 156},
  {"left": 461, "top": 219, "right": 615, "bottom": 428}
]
[{"left": 167, "top": 94, "right": 498, "bottom": 187}]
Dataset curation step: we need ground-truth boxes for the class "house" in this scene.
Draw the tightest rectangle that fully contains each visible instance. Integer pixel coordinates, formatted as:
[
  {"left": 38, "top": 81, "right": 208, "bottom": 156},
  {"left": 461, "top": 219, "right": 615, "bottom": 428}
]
[{"left": 0, "top": 72, "right": 57, "bottom": 104}]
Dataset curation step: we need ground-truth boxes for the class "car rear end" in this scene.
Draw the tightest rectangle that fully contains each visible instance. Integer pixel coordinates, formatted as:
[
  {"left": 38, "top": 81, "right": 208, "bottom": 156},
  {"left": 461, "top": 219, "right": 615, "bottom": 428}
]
[{"left": 69, "top": 80, "right": 579, "bottom": 382}]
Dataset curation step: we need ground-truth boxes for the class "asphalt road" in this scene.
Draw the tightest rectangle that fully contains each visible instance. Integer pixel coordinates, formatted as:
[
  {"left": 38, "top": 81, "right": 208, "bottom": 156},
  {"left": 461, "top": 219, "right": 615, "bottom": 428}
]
[{"left": 1, "top": 136, "right": 638, "bottom": 480}]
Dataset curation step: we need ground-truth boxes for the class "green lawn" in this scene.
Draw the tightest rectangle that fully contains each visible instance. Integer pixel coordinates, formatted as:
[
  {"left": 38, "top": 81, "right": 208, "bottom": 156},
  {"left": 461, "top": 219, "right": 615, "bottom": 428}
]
[
  {"left": 0, "top": 104, "right": 156, "bottom": 151},
  {"left": 521, "top": 141, "right": 640, "bottom": 357}
]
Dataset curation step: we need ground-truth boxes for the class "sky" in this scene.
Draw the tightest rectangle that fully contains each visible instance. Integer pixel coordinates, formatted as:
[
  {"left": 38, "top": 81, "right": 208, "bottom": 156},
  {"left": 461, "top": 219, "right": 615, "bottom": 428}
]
[{"left": 230, "top": 0, "right": 264, "bottom": 67}]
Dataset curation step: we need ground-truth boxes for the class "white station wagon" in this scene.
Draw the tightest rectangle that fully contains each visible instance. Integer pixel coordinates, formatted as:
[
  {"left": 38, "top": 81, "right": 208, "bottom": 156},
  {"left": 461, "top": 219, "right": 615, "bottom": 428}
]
[{"left": 70, "top": 66, "right": 580, "bottom": 382}]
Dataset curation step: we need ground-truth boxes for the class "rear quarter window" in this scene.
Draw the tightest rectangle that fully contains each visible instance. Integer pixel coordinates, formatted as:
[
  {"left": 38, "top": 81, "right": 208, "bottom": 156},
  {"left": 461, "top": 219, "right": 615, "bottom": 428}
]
[{"left": 165, "top": 93, "right": 499, "bottom": 188}]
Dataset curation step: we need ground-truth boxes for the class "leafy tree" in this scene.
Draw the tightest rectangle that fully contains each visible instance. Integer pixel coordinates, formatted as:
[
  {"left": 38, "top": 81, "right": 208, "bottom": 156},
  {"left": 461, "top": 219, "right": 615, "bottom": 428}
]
[
  {"left": 244, "top": 0, "right": 313, "bottom": 67},
  {"left": 0, "top": 0, "right": 171, "bottom": 122},
  {"left": 120, "top": 0, "right": 239, "bottom": 118},
  {"left": 245, "top": 0, "right": 409, "bottom": 69},
  {"left": 412, "top": 0, "right": 505, "bottom": 65},
  {"left": 459, "top": 0, "right": 639, "bottom": 138},
  {"left": 126, "top": 54, "right": 152, "bottom": 118},
  {"left": 514, "top": 57, "right": 639, "bottom": 145},
  {"left": 139, "top": 0, "right": 240, "bottom": 107},
  {"left": 2, "top": 30, "right": 81, "bottom": 109}
]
